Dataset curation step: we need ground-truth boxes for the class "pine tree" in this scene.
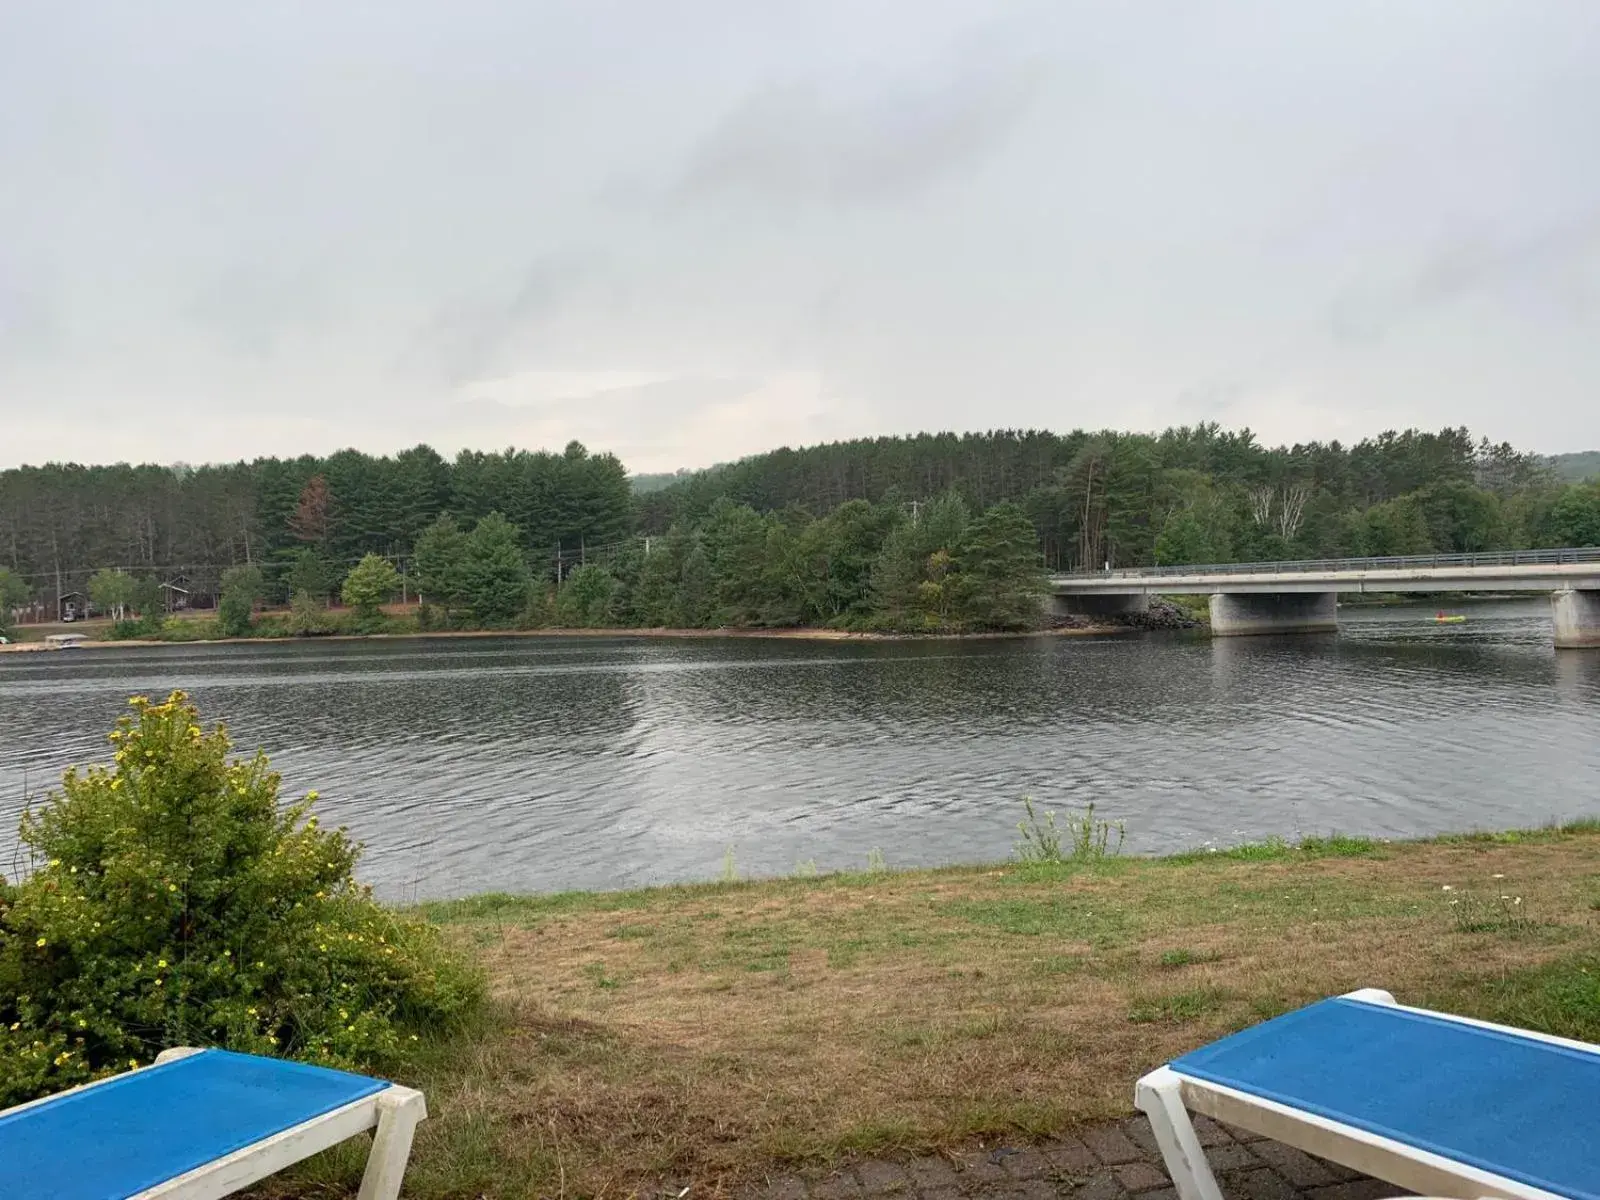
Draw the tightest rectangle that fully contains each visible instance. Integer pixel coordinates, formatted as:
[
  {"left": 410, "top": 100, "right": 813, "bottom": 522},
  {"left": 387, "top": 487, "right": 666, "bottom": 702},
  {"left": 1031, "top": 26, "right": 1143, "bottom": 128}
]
[
  {"left": 954, "top": 503, "right": 1048, "bottom": 631},
  {"left": 413, "top": 515, "right": 469, "bottom": 615},
  {"left": 288, "top": 474, "right": 332, "bottom": 547},
  {"left": 460, "top": 512, "right": 531, "bottom": 624}
]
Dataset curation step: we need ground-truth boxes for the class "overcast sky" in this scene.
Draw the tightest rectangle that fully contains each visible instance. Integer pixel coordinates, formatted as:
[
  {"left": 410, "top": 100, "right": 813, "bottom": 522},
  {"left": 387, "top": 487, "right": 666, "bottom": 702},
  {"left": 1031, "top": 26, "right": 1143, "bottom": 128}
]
[{"left": 2, "top": 2, "right": 1598, "bottom": 473}]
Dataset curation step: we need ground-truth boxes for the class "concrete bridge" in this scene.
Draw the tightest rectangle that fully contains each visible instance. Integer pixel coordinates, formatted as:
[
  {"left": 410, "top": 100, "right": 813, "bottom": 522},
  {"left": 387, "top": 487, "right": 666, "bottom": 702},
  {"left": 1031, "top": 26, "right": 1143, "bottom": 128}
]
[{"left": 1049, "top": 548, "right": 1600, "bottom": 648}]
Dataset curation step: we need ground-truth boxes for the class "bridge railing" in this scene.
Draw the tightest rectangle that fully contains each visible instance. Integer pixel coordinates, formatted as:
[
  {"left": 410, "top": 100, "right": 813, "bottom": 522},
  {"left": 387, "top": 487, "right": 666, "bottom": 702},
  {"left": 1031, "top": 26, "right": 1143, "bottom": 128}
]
[{"left": 1054, "top": 546, "right": 1600, "bottom": 579}]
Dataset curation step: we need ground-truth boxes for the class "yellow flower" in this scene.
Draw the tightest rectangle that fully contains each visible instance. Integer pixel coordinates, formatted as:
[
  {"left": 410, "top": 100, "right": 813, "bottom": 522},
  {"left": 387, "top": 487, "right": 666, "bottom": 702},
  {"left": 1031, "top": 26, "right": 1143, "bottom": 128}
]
[
  {"left": 35, "top": 937, "right": 45, "bottom": 948},
  {"left": 167, "top": 883, "right": 177, "bottom": 892},
  {"left": 157, "top": 959, "right": 167, "bottom": 968},
  {"left": 129, "top": 1059, "right": 139, "bottom": 1069}
]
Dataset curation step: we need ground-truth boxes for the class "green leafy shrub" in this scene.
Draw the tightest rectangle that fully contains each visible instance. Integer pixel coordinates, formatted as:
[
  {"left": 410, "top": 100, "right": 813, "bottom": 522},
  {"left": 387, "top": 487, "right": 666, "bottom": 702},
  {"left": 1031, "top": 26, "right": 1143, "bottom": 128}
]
[
  {"left": 0, "top": 692, "right": 482, "bottom": 1107},
  {"left": 105, "top": 613, "right": 168, "bottom": 640}
]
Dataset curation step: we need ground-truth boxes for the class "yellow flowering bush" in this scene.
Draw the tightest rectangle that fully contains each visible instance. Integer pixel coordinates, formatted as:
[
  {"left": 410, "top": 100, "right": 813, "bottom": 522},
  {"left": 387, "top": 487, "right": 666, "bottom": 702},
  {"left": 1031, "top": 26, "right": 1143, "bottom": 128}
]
[{"left": 0, "top": 692, "right": 482, "bottom": 1107}]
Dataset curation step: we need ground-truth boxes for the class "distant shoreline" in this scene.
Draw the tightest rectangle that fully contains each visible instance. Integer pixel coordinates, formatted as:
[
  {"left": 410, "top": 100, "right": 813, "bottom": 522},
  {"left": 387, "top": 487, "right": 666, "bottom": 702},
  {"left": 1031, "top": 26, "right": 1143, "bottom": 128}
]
[{"left": 0, "top": 622, "right": 1136, "bottom": 654}]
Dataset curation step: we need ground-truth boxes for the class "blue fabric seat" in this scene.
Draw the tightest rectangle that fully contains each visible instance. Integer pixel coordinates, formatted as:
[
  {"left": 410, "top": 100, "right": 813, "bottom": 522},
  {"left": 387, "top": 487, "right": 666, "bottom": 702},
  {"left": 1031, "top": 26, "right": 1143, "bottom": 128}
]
[
  {"left": 0, "top": 1048, "right": 389, "bottom": 1200},
  {"left": 1171, "top": 997, "right": 1600, "bottom": 1200}
]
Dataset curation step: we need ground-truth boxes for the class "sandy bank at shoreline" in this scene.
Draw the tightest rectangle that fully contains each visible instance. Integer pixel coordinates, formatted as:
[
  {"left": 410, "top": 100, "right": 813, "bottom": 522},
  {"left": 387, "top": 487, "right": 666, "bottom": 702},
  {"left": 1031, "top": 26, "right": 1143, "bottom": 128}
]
[{"left": 0, "top": 623, "right": 1136, "bottom": 654}]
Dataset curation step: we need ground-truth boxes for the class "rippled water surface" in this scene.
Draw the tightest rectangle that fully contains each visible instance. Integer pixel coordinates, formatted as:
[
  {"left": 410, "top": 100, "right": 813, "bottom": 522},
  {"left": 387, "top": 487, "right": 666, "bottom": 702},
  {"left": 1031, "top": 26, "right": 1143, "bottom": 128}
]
[{"left": 2, "top": 599, "right": 1597, "bottom": 899}]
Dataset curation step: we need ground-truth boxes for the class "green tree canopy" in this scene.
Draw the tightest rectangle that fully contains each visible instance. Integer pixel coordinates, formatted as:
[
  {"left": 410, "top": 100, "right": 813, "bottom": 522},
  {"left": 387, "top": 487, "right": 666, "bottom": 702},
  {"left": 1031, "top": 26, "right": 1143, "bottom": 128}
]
[
  {"left": 460, "top": 512, "right": 531, "bottom": 624},
  {"left": 88, "top": 569, "right": 134, "bottom": 621},
  {"left": 217, "top": 565, "right": 265, "bottom": 637},
  {"left": 0, "top": 566, "right": 28, "bottom": 636},
  {"left": 554, "top": 564, "right": 618, "bottom": 628},
  {"left": 413, "top": 515, "right": 468, "bottom": 615},
  {"left": 954, "top": 503, "right": 1048, "bottom": 631},
  {"left": 340, "top": 553, "right": 400, "bottom": 618},
  {"left": 285, "top": 549, "right": 335, "bottom": 604}
]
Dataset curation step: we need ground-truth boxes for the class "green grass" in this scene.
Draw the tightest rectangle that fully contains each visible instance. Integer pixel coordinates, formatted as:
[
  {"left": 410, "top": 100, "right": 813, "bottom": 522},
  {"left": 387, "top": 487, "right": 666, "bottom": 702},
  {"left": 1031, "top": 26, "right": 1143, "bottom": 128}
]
[
  {"left": 942, "top": 896, "right": 1133, "bottom": 945},
  {"left": 1128, "top": 987, "right": 1232, "bottom": 1025},
  {"left": 1440, "top": 954, "right": 1600, "bottom": 1043},
  {"left": 1162, "top": 833, "right": 1381, "bottom": 865}
]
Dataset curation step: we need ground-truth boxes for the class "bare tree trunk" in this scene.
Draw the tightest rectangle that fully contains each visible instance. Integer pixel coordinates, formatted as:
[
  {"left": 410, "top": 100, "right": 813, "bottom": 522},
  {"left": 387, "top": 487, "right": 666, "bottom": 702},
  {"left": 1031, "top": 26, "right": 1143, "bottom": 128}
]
[{"left": 1277, "top": 483, "right": 1310, "bottom": 540}]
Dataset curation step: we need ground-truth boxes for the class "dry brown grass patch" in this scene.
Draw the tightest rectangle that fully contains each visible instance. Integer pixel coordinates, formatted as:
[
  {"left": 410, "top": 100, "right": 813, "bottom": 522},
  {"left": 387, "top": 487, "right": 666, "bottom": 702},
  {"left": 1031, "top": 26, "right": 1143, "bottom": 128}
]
[{"left": 374, "top": 832, "right": 1600, "bottom": 1197}]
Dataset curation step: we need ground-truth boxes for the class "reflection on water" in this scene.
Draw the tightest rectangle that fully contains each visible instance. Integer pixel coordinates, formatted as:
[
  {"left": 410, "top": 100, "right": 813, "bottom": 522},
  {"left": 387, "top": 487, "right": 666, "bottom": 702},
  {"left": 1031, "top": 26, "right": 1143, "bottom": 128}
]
[{"left": 1, "top": 598, "right": 1596, "bottom": 899}]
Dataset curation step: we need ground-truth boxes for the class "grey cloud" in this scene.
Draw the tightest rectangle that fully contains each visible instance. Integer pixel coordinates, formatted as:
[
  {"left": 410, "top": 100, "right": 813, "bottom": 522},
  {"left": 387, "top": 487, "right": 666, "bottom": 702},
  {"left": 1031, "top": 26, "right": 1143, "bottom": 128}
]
[
  {"left": 0, "top": 282, "right": 58, "bottom": 364},
  {"left": 396, "top": 253, "right": 598, "bottom": 386},
  {"left": 458, "top": 375, "right": 759, "bottom": 440},
  {"left": 183, "top": 266, "right": 328, "bottom": 359},
  {"left": 673, "top": 50, "right": 1044, "bottom": 208},
  {"left": 1329, "top": 214, "right": 1600, "bottom": 346}
]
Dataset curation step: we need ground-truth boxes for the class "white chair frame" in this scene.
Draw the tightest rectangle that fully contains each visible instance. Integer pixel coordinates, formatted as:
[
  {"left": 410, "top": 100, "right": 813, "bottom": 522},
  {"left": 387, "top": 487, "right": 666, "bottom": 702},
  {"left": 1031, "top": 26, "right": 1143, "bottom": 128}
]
[{"left": 1135, "top": 988, "right": 1589, "bottom": 1200}]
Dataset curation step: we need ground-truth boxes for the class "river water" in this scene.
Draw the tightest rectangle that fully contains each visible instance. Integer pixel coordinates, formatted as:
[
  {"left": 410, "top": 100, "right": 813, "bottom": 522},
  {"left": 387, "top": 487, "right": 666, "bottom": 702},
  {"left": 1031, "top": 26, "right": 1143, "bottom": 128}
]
[{"left": 1, "top": 599, "right": 1597, "bottom": 899}]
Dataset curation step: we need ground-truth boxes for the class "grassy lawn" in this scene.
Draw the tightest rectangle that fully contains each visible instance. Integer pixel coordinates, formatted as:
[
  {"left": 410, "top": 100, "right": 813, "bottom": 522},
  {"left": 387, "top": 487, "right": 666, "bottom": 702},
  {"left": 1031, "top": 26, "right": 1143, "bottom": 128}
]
[{"left": 276, "top": 827, "right": 1600, "bottom": 1198}]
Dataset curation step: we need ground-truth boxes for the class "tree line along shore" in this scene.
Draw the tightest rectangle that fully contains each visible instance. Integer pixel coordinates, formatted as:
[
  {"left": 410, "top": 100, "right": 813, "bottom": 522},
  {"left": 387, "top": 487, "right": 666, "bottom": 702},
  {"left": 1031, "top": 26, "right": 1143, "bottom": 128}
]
[{"left": 3, "top": 424, "right": 1598, "bottom": 644}]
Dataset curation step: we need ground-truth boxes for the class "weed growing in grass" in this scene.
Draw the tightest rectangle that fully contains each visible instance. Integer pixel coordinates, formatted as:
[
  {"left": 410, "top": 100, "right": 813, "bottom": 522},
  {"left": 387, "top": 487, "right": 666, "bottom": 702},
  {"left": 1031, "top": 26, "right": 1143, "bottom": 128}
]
[
  {"left": 1158, "top": 948, "right": 1220, "bottom": 968},
  {"left": 1444, "top": 881, "right": 1537, "bottom": 934},
  {"left": 1028, "top": 954, "right": 1082, "bottom": 976},
  {"left": 1128, "top": 987, "right": 1229, "bottom": 1024},
  {"left": 794, "top": 859, "right": 819, "bottom": 878},
  {"left": 1015, "top": 797, "right": 1124, "bottom": 864},
  {"left": 582, "top": 961, "right": 621, "bottom": 990},
  {"left": 867, "top": 847, "right": 888, "bottom": 873},
  {"left": 721, "top": 846, "right": 738, "bottom": 883}
]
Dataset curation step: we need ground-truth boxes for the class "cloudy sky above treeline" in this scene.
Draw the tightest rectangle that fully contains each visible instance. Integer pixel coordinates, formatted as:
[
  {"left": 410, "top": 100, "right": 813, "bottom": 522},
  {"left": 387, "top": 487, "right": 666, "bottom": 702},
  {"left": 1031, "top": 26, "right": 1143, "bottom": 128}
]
[{"left": 3, "top": 1, "right": 1598, "bottom": 473}]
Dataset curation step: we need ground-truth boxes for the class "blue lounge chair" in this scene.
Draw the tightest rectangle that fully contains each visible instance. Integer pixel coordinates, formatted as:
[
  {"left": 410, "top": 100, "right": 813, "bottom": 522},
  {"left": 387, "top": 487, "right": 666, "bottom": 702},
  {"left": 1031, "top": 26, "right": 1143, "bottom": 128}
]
[
  {"left": 1136, "top": 988, "right": 1600, "bottom": 1200},
  {"left": 0, "top": 1046, "right": 426, "bottom": 1200}
]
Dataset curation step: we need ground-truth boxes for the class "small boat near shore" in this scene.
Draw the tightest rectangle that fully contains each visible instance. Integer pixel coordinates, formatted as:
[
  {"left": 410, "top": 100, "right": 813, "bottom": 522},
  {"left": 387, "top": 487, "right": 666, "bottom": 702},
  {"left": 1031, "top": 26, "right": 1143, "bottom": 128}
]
[{"left": 1434, "top": 612, "right": 1467, "bottom": 625}]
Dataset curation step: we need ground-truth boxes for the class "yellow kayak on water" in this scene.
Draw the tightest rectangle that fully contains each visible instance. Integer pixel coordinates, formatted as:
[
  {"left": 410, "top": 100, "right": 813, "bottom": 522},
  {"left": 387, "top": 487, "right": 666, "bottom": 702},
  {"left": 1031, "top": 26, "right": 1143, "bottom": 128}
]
[{"left": 1434, "top": 613, "right": 1467, "bottom": 624}]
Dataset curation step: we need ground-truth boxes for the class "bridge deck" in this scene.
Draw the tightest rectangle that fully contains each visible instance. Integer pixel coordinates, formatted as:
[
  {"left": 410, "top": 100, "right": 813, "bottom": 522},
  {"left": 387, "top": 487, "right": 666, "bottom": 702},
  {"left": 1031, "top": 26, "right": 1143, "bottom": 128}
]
[{"left": 1050, "top": 549, "right": 1600, "bottom": 595}]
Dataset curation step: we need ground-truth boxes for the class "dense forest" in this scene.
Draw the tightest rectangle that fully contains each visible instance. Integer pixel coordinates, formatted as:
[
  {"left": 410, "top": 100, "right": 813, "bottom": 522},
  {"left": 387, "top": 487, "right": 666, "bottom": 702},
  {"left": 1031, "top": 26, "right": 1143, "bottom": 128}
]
[
  {"left": 639, "top": 426, "right": 1600, "bottom": 570},
  {"left": 2, "top": 425, "right": 1599, "bottom": 637}
]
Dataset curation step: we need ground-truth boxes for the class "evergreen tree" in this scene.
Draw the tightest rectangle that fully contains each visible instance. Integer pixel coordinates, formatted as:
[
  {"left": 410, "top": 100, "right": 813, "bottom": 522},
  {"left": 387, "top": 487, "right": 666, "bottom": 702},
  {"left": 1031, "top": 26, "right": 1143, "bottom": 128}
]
[
  {"left": 413, "top": 515, "right": 469, "bottom": 616},
  {"left": 954, "top": 503, "right": 1048, "bottom": 631},
  {"left": 630, "top": 531, "right": 689, "bottom": 627},
  {"left": 460, "top": 512, "right": 531, "bottom": 624},
  {"left": 554, "top": 564, "right": 618, "bottom": 627},
  {"left": 285, "top": 548, "right": 335, "bottom": 604}
]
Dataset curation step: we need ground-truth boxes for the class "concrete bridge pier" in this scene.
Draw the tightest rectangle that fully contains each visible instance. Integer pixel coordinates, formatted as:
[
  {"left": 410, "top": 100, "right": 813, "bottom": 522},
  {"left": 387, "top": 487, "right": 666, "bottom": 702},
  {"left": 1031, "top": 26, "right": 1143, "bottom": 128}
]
[
  {"left": 1049, "top": 592, "right": 1149, "bottom": 620},
  {"left": 1552, "top": 589, "right": 1600, "bottom": 649},
  {"left": 1209, "top": 591, "right": 1338, "bottom": 637}
]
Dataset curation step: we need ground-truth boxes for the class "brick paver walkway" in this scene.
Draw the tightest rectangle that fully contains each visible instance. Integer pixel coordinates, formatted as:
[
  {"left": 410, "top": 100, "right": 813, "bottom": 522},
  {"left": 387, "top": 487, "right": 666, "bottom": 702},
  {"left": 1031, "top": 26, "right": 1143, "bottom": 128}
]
[{"left": 740, "top": 1115, "right": 1400, "bottom": 1200}]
